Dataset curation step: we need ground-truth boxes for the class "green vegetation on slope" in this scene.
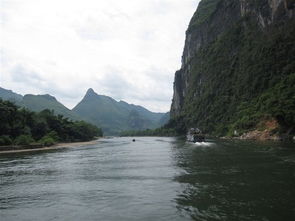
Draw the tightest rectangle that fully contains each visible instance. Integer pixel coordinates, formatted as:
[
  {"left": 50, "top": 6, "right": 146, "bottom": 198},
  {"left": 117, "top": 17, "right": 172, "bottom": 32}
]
[
  {"left": 170, "top": 17, "right": 295, "bottom": 137},
  {"left": 23, "top": 94, "right": 81, "bottom": 121},
  {"left": 230, "top": 73, "right": 295, "bottom": 136},
  {"left": 73, "top": 89, "right": 168, "bottom": 135},
  {"left": 0, "top": 87, "right": 169, "bottom": 135},
  {"left": 0, "top": 87, "right": 23, "bottom": 106},
  {"left": 189, "top": 0, "right": 222, "bottom": 30},
  {"left": 0, "top": 99, "right": 102, "bottom": 146},
  {"left": 0, "top": 88, "right": 82, "bottom": 122}
]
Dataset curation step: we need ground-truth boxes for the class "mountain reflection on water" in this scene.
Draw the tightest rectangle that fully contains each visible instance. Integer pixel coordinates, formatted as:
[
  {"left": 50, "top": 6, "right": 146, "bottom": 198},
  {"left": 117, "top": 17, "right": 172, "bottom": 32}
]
[{"left": 0, "top": 137, "right": 294, "bottom": 221}]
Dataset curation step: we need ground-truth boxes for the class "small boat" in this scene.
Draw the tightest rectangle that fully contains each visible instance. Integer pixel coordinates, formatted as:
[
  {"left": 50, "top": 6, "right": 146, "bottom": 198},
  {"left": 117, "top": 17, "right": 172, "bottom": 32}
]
[{"left": 186, "top": 128, "right": 205, "bottom": 142}]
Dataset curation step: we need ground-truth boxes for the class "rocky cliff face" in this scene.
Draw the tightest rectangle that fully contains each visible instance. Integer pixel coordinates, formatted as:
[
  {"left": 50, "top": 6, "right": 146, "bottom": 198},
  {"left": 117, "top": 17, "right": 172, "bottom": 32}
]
[
  {"left": 172, "top": 0, "right": 295, "bottom": 117},
  {"left": 171, "top": 0, "right": 241, "bottom": 116},
  {"left": 170, "top": 0, "right": 295, "bottom": 136}
]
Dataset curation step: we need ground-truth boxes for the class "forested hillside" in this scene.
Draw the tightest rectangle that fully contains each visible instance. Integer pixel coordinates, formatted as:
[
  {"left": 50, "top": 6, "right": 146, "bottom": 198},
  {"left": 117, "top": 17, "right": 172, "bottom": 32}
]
[
  {"left": 0, "top": 99, "right": 102, "bottom": 146},
  {"left": 0, "top": 87, "right": 169, "bottom": 135},
  {"left": 170, "top": 0, "right": 295, "bottom": 138}
]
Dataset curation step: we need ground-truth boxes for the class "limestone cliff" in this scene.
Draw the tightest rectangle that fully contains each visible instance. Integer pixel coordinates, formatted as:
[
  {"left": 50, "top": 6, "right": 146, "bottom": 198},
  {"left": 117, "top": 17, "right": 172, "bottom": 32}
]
[{"left": 170, "top": 0, "right": 295, "bottom": 136}]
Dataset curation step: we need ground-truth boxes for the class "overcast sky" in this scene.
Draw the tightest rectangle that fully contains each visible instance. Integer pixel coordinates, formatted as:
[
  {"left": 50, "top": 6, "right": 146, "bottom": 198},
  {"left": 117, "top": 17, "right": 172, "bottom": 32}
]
[{"left": 0, "top": 0, "right": 199, "bottom": 112}]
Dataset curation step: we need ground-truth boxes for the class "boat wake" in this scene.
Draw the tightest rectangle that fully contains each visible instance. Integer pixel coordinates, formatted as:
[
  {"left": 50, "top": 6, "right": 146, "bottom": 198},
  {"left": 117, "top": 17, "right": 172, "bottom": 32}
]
[{"left": 193, "top": 142, "right": 214, "bottom": 146}]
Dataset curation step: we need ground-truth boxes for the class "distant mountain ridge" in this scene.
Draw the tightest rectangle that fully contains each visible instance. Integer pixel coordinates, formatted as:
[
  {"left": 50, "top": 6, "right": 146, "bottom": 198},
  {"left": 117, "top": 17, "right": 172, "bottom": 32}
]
[
  {"left": 0, "top": 87, "right": 81, "bottom": 120},
  {"left": 22, "top": 94, "right": 81, "bottom": 121},
  {"left": 73, "top": 88, "right": 168, "bottom": 135},
  {"left": 0, "top": 87, "right": 169, "bottom": 135},
  {"left": 0, "top": 87, "right": 23, "bottom": 105}
]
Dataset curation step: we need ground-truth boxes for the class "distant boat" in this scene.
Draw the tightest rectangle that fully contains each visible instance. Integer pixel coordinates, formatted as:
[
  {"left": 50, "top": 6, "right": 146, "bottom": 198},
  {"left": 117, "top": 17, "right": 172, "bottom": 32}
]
[{"left": 186, "top": 128, "right": 205, "bottom": 142}]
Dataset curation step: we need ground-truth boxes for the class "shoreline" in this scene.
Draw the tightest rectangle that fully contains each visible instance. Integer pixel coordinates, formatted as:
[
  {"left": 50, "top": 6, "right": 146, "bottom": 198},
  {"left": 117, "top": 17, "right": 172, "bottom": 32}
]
[{"left": 0, "top": 140, "right": 98, "bottom": 154}]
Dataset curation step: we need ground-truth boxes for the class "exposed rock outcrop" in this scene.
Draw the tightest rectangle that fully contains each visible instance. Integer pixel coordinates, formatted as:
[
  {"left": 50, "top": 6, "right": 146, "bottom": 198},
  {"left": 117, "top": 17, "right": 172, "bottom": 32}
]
[{"left": 239, "top": 118, "right": 281, "bottom": 140}]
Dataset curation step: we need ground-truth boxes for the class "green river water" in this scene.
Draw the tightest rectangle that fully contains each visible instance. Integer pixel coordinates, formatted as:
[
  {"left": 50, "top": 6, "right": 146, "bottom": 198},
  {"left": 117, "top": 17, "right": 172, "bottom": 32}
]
[{"left": 0, "top": 137, "right": 294, "bottom": 221}]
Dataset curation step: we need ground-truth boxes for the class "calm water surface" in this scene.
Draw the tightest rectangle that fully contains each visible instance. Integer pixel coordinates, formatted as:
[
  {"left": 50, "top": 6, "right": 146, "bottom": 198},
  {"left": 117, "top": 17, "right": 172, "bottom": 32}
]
[{"left": 0, "top": 137, "right": 295, "bottom": 221}]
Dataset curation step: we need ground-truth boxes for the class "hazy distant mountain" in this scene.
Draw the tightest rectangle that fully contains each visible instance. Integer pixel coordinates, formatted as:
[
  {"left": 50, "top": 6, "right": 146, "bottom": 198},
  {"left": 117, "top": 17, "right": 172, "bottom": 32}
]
[
  {"left": 22, "top": 94, "right": 81, "bottom": 120},
  {"left": 73, "top": 88, "right": 168, "bottom": 135},
  {"left": 0, "top": 87, "right": 81, "bottom": 121},
  {"left": 118, "top": 100, "right": 165, "bottom": 123},
  {"left": 0, "top": 87, "right": 169, "bottom": 134},
  {"left": 158, "top": 112, "right": 170, "bottom": 126},
  {"left": 0, "top": 87, "right": 23, "bottom": 105}
]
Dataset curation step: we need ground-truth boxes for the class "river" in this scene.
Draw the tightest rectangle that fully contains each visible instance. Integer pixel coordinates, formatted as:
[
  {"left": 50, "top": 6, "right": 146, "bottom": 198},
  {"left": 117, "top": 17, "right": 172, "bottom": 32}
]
[{"left": 1, "top": 137, "right": 295, "bottom": 220}]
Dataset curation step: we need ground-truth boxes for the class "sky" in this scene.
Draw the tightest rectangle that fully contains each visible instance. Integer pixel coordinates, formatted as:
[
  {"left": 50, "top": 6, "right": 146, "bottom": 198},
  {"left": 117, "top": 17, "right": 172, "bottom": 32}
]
[{"left": 0, "top": 0, "right": 199, "bottom": 112}]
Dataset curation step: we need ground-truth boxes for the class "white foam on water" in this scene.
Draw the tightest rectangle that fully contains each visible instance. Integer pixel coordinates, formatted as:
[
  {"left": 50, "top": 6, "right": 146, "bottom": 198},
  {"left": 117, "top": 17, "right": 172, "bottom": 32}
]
[{"left": 193, "top": 142, "right": 214, "bottom": 146}]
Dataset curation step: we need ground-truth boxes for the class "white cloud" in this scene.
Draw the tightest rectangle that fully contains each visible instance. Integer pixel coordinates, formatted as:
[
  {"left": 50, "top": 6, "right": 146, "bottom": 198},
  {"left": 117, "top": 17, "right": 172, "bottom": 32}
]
[{"left": 0, "top": 0, "right": 199, "bottom": 112}]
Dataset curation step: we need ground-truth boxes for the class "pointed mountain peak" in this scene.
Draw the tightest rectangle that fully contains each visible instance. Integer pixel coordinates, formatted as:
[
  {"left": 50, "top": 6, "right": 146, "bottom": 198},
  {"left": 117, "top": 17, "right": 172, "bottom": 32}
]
[
  {"left": 87, "top": 88, "right": 95, "bottom": 94},
  {"left": 84, "top": 88, "right": 99, "bottom": 99},
  {"left": 86, "top": 88, "right": 96, "bottom": 96},
  {"left": 86, "top": 88, "right": 96, "bottom": 95}
]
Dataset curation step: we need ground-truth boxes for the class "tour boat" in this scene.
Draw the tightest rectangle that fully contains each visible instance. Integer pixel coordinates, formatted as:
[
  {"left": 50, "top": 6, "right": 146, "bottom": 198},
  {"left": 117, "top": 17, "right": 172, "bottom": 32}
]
[{"left": 186, "top": 128, "right": 205, "bottom": 143}]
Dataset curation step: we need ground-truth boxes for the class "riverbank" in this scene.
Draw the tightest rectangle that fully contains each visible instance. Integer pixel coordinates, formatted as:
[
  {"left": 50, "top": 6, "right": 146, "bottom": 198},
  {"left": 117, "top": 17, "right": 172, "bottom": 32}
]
[
  {"left": 0, "top": 140, "right": 98, "bottom": 154},
  {"left": 220, "top": 118, "right": 294, "bottom": 141},
  {"left": 221, "top": 133, "right": 295, "bottom": 141}
]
